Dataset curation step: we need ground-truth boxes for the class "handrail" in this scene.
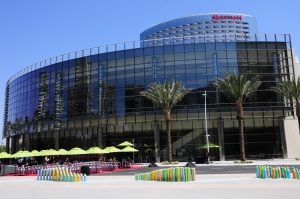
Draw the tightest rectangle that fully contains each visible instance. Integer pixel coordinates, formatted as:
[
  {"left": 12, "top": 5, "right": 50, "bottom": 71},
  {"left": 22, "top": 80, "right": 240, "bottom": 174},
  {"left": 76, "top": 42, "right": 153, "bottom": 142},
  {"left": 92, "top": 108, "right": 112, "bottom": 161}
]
[{"left": 7, "top": 34, "right": 291, "bottom": 83}]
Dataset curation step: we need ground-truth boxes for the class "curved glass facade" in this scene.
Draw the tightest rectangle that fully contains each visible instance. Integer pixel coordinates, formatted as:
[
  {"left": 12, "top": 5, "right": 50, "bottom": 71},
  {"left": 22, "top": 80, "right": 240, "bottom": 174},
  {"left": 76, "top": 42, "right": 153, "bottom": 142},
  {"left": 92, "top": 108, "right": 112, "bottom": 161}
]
[{"left": 3, "top": 34, "right": 295, "bottom": 161}]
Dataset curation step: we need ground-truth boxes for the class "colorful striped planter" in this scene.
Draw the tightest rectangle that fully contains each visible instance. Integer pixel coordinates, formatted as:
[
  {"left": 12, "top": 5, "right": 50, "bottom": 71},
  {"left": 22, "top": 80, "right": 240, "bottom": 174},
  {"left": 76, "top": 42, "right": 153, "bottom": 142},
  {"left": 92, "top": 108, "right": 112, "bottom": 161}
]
[
  {"left": 37, "top": 167, "right": 87, "bottom": 182},
  {"left": 134, "top": 167, "right": 196, "bottom": 182},
  {"left": 256, "top": 165, "right": 300, "bottom": 180}
]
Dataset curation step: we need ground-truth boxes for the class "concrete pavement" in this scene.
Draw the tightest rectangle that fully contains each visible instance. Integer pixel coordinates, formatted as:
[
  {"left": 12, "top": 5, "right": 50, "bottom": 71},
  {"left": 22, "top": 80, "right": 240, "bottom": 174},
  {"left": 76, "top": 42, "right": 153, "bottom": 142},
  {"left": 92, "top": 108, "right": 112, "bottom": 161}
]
[
  {"left": 152, "top": 159, "right": 300, "bottom": 167},
  {"left": 0, "top": 174, "right": 299, "bottom": 199},
  {"left": 98, "top": 164, "right": 300, "bottom": 176}
]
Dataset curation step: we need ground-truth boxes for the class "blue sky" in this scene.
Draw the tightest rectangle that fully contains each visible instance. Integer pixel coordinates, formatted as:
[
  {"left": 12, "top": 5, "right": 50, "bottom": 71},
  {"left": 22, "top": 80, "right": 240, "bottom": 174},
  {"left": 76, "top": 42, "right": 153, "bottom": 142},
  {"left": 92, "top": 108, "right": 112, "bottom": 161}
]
[{"left": 0, "top": 0, "right": 300, "bottom": 143}]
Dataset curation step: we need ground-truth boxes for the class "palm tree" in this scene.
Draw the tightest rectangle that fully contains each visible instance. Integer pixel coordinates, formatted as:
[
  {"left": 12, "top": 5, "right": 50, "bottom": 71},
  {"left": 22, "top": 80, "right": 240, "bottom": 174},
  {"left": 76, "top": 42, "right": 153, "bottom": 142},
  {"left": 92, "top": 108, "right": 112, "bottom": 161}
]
[
  {"left": 24, "top": 116, "right": 31, "bottom": 133},
  {"left": 214, "top": 73, "right": 261, "bottom": 161},
  {"left": 15, "top": 117, "right": 22, "bottom": 135},
  {"left": 271, "top": 77, "right": 300, "bottom": 130},
  {"left": 0, "top": 145, "right": 5, "bottom": 153},
  {"left": 140, "top": 81, "right": 191, "bottom": 162}
]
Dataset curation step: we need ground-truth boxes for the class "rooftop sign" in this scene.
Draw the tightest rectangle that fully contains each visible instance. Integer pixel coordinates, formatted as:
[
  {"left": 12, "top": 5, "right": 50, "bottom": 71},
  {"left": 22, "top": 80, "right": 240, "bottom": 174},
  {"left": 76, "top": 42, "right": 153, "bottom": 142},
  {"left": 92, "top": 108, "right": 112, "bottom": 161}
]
[{"left": 212, "top": 15, "right": 243, "bottom": 21}]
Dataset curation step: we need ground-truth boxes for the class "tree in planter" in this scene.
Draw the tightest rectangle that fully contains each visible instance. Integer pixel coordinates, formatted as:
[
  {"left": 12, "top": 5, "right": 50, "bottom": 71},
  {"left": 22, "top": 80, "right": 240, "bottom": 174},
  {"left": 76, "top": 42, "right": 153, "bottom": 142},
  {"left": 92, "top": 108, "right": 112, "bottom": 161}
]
[
  {"left": 0, "top": 145, "right": 5, "bottom": 152},
  {"left": 15, "top": 117, "right": 22, "bottom": 135},
  {"left": 214, "top": 73, "right": 261, "bottom": 161},
  {"left": 140, "top": 80, "right": 190, "bottom": 162},
  {"left": 271, "top": 77, "right": 300, "bottom": 130},
  {"left": 24, "top": 116, "right": 31, "bottom": 134}
]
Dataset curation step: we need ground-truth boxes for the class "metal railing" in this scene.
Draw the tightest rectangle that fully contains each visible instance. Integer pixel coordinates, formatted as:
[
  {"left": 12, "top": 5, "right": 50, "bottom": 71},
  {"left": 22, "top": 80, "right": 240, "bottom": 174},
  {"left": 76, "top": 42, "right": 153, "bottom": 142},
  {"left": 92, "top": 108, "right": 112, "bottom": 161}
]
[
  {"left": 8, "top": 34, "right": 291, "bottom": 83},
  {"left": 16, "top": 161, "right": 121, "bottom": 175}
]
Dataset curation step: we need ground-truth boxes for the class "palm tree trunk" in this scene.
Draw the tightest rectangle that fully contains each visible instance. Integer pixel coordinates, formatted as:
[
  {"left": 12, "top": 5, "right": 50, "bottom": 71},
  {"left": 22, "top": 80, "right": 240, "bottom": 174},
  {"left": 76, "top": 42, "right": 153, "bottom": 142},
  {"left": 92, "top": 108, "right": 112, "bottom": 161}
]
[
  {"left": 236, "top": 100, "right": 246, "bottom": 161},
  {"left": 165, "top": 111, "right": 172, "bottom": 162},
  {"left": 296, "top": 102, "right": 300, "bottom": 131},
  {"left": 54, "top": 130, "right": 59, "bottom": 150}
]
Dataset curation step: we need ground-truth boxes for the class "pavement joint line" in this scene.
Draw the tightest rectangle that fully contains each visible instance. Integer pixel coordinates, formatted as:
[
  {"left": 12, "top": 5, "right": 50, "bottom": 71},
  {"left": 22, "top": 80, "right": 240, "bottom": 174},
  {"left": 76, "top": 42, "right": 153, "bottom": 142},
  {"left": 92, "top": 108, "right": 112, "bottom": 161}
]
[
  {"left": 0, "top": 178, "right": 257, "bottom": 184},
  {"left": 1, "top": 177, "right": 292, "bottom": 184},
  {"left": 0, "top": 179, "right": 34, "bottom": 183},
  {"left": 1, "top": 175, "right": 300, "bottom": 188}
]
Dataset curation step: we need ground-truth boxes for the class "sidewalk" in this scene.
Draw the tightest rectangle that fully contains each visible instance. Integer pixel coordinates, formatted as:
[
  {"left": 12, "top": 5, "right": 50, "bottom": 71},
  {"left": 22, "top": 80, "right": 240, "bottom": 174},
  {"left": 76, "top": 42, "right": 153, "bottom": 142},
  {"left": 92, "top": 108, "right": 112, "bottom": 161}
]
[
  {"left": 1, "top": 174, "right": 299, "bottom": 199},
  {"left": 141, "top": 159, "right": 300, "bottom": 167}
]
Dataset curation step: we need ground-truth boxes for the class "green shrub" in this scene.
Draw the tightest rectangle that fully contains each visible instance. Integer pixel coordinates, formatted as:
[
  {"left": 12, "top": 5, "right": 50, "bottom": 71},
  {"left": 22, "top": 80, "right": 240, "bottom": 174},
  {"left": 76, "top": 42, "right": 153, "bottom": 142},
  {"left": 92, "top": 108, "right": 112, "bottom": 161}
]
[
  {"left": 0, "top": 145, "right": 6, "bottom": 153},
  {"left": 234, "top": 160, "right": 253, "bottom": 164},
  {"left": 161, "top": 161, "right": 179, "bottom": 165}
]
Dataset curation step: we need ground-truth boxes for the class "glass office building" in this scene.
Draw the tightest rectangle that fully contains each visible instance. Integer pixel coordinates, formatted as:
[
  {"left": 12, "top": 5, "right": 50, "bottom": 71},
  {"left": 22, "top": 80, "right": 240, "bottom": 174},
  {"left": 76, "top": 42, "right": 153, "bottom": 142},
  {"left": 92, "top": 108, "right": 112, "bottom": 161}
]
[
  {"left": 141, "top": 13, "right": 257, "bottom": 46},
  {"left": 2, "top": 14, "right": 296, "bottom": 161}
]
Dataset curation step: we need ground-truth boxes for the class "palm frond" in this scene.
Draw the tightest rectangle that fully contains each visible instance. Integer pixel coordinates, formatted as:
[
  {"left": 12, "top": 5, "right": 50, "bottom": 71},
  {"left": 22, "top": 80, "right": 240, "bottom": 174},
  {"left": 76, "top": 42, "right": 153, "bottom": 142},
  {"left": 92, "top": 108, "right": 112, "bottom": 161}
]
[
  {"left": 140, "top": 80, "right": 191, "bottom": 113},
  {"left": 214, "top": 72, "right": 262, "bottom": 102},
  {"left": 271, "top": 76, "right": 300, "bottom": 102}
]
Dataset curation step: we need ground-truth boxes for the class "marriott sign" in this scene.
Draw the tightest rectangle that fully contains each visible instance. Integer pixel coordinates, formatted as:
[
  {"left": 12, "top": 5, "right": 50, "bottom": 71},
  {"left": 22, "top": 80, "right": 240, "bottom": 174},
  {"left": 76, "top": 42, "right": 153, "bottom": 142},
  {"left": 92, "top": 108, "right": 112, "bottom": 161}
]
[{"left": 212, "top": 15, "right": 243, "bottom": 21}]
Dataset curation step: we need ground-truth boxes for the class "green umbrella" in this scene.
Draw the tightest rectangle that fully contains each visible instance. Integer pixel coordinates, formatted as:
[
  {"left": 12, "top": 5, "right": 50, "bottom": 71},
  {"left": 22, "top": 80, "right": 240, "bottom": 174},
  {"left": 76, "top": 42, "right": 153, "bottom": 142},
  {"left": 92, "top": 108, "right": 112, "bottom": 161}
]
[
  {"left": 39, "top": 149, "right": 58, "bottom": 156},
  {"left": 0, "top": 152, "right": 12, "bottom": 159},
  {"left": 57, "top": 149, "right": 69, "bottom": 156},
  {"left": 117, "top": 141, "right": 134, "bottom": 147},
  {"left": 29, "top": 150, "right": 40, "bottom": 157},
  {"left": 199, "top": 143, "right": 220, "bottom": 149},
  {"left": 103, "top": 146, "right": 121, "bottom": 153},
  {"left": 86, "top": 147, "right": 109, "bottom": 154},
  {"left": 38, "top": 150, "right": 47, "bottom": 156},
  {"left": 12, "top": 150, "right": 32, "bottom": 158},
  {"left": 120, "top": 146, "right": 139, "bottom": 152},
  {"left": 67, "top": 147, "right": 88, "bottom": 155}
]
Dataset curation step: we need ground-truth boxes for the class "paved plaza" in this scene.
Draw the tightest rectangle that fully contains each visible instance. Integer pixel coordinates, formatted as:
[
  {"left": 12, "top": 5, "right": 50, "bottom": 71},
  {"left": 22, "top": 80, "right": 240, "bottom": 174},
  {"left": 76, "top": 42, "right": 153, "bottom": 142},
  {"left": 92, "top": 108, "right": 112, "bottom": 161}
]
[
  {"left": 0, "top": 174, "right": 299, "bottom": 199},
  {"left": 99, "top": 164, "right": 300, "bottom": 176}
]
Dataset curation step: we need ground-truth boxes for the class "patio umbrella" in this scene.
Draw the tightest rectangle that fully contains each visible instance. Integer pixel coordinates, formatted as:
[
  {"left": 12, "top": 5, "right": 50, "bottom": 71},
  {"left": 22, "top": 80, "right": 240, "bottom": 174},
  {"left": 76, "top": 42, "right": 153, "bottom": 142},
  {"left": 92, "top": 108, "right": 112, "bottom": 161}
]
[
  {"left": 38, "top": 149, "right": 58, "bottom": 156},
  {"left": 86, "top": 147, "right": 109, "bottom": 154},
  {"left": 29, "top": 150, "right": 40, "bottom": 157},
  {"left": 117, "top": 141, "right": 134, "bottom": 147},
  {"left": 57, "top": 149, "right": 69, "bottom": 156},
  {"left": 67, "top": 147, "right": 88, "bottom": 155},
  {"left": 0, "top": 152, "right": 12, "bottom": 159},
  {"left": 119, "top": 146, "right": 139, "bottom": 152},
  {"left": 103, "top": 146, "right": 121, "bottom": 153},
  {"left": 11, "top": 150, "right": 32, "bottom": 158},
  {"left": 199, "top": 143, "right": 220, "bottom": 149}
]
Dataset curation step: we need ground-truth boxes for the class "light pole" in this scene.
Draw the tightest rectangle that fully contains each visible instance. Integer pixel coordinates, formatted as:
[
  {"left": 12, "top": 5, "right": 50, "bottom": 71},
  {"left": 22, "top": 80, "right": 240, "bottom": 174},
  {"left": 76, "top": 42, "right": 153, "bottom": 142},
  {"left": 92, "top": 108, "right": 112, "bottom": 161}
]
[
  {"left": 202, "top": 90, "right": 210, "bottom": 163},
  {"left": 132, "top": 139, "right": 135, "bottom": 163}
]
